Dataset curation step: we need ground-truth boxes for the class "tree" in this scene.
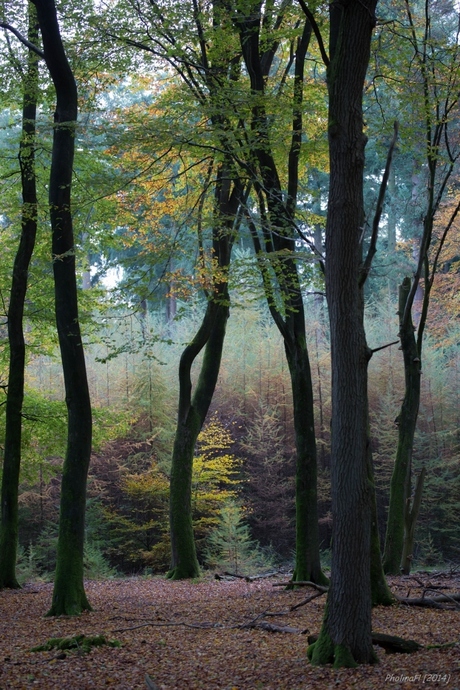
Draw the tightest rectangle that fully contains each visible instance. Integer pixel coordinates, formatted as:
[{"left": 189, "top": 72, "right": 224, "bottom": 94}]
[
  {"left": 0, "top": 1, "right": 40, "bottom": 589},
  {"left": 383, "top": 0, "right": 460, "bottom": 575},
  {"left": 234, "top": 1, "right": 327, "bottom": 585},
  {"left": 93, "top": 0, "right": 329, "bottom": 581},
  {"left": 308, "top": 0, "right": 380, "bottom": 667},
  {"left": 33, "top": 0, "right": 93, "bottom": 615},
  {"left": 168, "top": 163, "right": 243, "bottom": 579}
]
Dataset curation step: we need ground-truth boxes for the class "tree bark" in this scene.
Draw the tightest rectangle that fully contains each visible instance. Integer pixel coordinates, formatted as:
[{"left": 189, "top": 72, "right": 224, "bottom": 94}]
[
  {"left": 33, "top": 0, "right": 93, "bottom": 615},
  {"left": 168, "top": 167, "right": 241, "bottom": 580},
  {"left": 400, "top": 466, "right": 425, "bottom": 574},
  {"left": 383, "top": 277, "right": 421, "bottom": 574},
  {"left": 0, "top": 1, "right": 39, "bottom": 590},
  {"left": 237, "top": 9, "right": 326, "bottom": 585},
  {"left": 309, "top": 0, "right": 379, "bottom": 667}
]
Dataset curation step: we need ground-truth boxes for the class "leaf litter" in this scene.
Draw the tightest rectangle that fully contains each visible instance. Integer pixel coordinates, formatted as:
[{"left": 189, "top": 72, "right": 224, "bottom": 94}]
[{"left": 0, "top": 574, "right": 459, "bottom": 689}]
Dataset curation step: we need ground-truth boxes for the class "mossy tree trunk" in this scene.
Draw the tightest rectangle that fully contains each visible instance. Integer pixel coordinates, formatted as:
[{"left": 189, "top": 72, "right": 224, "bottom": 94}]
[
  {"left": 237, "top": 11, "right": 326, "bottom": 585},
  {"left": 309, "top": 0, "right": 379, "bottom": 667},
  {"left": 0, "top": 2, "right": 39, "bottom": 590},
  {"left": 168, "top": 167, "right": 242, "bottom": 580},
  {"left": 33, "top": 0, "right": 93, "bottom": 616},
  {"left": 383, "top": 277, "right": 421, "bottom": 574}
]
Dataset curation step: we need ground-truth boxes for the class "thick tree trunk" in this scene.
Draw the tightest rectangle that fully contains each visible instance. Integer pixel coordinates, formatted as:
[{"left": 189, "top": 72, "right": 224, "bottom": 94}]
[
  {"left": 383, "top": 277, "right": 421, "bottom": 574},
  {"left": 309, "top": 0, "right": 378, "bottom": 667},
  {"left": 0, "top": 2, "right": 39, "bottom": 590},
  {"left": 33, "top": 0, "right": 93, "bottom": 616}
]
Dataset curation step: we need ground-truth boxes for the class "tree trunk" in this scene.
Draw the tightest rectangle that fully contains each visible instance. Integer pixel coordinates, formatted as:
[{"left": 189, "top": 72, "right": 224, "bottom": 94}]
[
  {"left": 237, "top": 10, "right": 325, "bottom": 585},
  {"left": 33, "top": 0, "right": 93, "bottom": 616},
  {"left": 400, "top": 466, "right": 426, "bottom": 574},
  {"left": 0, "top": 1, "right": 39, "bottom": 590},
  {"left": 368, "top": 447, "right": 394, "bottom": 605},
  {"left": 309, "top": 0, "right": 378, "bottom": 667},
  {"left": 383, "top": 277, "right": 421, "bottom": 574},
  {"left": 285, "top": 317, "right": 327, "bottom": 586},
  {"left": 168, "top": 300, "right": 230, "bottom": 579},
  {"left": 168, "top": 168, "right": 240, "bottom": 580}
]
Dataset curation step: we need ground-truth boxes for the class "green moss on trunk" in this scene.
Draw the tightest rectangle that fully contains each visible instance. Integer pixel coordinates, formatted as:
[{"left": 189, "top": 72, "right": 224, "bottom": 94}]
[
  {"left": 384, "top": 278, "right": 421, "bottom": 574},
  {"left": 168, "top": 418, "right": 201, "bottom": 580},
  {"left": 309, "top": 626, "right": 377, "bottom": 668},
  {"left": 47, "top": 468, "right": 92, "bottom": 616}
]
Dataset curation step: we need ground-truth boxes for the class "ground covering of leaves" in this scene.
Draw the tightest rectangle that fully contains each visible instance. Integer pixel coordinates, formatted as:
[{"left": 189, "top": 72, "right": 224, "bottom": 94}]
[{"left": 1, "top": 574, "right": 459, "bottom": 689}]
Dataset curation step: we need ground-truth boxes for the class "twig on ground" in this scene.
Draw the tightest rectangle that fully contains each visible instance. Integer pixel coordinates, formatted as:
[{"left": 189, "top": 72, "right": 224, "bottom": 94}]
[
  {"left": 290, "top": 591, "right": 325, "bottom": 610},
  {"left": 272, "top": 581, "right": 328, "bottom": 592}
]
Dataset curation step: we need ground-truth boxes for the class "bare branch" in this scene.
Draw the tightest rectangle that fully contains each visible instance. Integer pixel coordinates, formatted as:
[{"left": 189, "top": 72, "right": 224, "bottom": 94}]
[
  {"left": 296, "top": 0, "right": 329, "bottom": 68},
  {"left": 360, "top": 121, "right": 399, "bottom": 286},
  {"left": 0, "top": 22, "right": 44, "bottom": 58}
]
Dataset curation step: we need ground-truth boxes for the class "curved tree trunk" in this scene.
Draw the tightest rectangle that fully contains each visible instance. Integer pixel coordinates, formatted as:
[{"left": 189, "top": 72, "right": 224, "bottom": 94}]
[
  {"left": 309, "top": 0, "right": 379, "bottom": 667},
  {"left": 0, "top": 2, "right": 39, "bottom": 590},
  {"left": 33, "top": 0, "right": 93, "bottom": 616},
  {"left": 168, "top": 168, "right": 241, "bottom": 580},
  {"left": 168, "top": 301, "right": 230, "bottom": 579}
]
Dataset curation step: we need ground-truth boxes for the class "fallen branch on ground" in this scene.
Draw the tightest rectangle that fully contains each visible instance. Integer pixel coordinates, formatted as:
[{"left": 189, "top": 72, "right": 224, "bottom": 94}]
[
  {"left": 273, "top": 580, "right": 460, "bottom": 610},
  {"left": 396, "top": 592, "right": 460, "bottom": 609},
  {"left": 290, "top": 591, "right": 325, "bottom": 610},
  {"left": 241, "top": 620, "right": 308, "bottom": 634},
  {"left": 272, "top": 581, "right": 328, "bottom": 593}
]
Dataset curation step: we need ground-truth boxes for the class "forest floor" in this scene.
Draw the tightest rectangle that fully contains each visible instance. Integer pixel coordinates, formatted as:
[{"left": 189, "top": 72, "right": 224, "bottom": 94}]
[{"left": 0, "top": 572, "right": 459, "bottom": 690}]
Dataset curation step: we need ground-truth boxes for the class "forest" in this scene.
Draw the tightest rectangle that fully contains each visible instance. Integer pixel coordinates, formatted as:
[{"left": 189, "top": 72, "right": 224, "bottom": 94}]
[{"left": 0, "top": 0, "right": 460, "bottom": 681}]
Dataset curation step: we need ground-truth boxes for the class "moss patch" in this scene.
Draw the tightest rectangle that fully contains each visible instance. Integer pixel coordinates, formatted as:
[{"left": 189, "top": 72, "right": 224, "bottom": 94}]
[{"left": 31, "top": 634, "right": 121, "bottom": 654}]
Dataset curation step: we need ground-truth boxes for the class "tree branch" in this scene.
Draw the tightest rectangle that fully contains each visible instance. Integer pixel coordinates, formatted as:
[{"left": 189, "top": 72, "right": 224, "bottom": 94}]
[
  {"left": 0, "top": 22, "right": 44, "bottom": 58},
  {"left": 296, "top": 0, "right": 329, "bottom": 67},
  {"left": 360, "top": 121, "right": 399, "bottom": 286},
  {"left": 370, "top": 339, "right": 399, "bottom": 354}
]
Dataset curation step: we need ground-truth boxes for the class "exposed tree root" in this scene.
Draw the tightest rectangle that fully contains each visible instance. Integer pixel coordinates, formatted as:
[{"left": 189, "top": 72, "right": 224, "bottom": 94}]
[{"left": 308, "top": 631, "right": 422, "bottom": 654}]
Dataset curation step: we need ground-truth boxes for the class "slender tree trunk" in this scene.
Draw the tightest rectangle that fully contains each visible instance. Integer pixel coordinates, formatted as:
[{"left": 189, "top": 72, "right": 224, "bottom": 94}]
[
  {"left": 400, "top": 466, "right": 425, "bottom": 574},
  {"left": 237, "top": 10, "right": 325, "bottom": 585},
  {"left": 0, "top": 2, "right": 39, "bottom": 590},
  {"left": 285, "top": 332, "right": 326, "bottom": 585},
  {"left": 168, "top": 169, "right": 240, "bottom": 580},
  {"left": 309, "top": 0, "right": 379, "bottom": 667},
  {"left": 383, "top": 277, "right": 421, "bottom": 574},
  {"left": 368, "top": 447, "right": 394, "bottom": 605},
  {"left": 33, "top": 0, "right": 93, "bottom": 616}
]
